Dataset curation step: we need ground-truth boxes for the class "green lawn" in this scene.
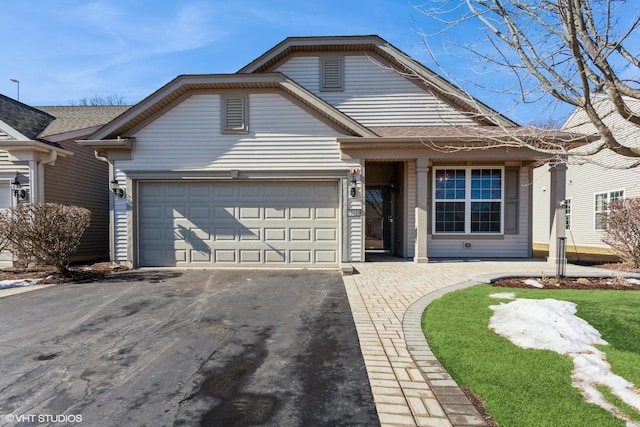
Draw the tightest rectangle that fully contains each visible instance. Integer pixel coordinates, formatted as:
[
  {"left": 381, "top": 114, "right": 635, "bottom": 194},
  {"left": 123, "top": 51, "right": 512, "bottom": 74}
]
[{"left": 422, "top": 285, "right": 640, "bottom": 427}]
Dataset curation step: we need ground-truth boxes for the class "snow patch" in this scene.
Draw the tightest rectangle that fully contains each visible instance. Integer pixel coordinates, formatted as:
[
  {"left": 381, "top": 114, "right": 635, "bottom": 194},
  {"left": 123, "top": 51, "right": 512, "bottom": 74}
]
[
  {"left": 0, "top": 278, "right": 42, "bottom": 290},
  {"left": 490, "top": 298, "right": 640, "bottom": 424},
  {"left": 523, "top": 278, "right": 544, "bottom": 288},
  {"left": 627, "top": 278, "right": 640, "bottom": 286},
  {"left": 489, "top": 292, "right": 515, "bottom": 300}
]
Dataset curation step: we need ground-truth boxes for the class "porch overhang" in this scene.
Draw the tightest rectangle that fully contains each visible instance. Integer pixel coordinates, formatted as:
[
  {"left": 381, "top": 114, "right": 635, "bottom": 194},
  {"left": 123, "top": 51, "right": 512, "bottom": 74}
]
[
  {"left": 338, "top": 126, "right": 598, "bottom": 157},
  {"left": 0, "top": 140, "right": 73, "bottom": 162}
]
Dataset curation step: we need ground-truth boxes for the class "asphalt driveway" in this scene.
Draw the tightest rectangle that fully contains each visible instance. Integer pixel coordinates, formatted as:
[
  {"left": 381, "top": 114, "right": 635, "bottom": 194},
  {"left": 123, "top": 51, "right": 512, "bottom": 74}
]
[{"left": 0, "top": 269, "right": 378, "bottom": 427}]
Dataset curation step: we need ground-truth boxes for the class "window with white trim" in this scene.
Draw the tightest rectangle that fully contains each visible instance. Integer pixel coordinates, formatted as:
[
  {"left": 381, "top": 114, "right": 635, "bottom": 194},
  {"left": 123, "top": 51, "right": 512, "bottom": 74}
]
[
  {"left": 564, "top": 198, "right": 572, "bottom": 230},
  {"left": 320, "top": 56, "right": 344, "bottom": 91},
  {"left": 433, "top": 168, "right": 503, "bottom": 234},
  {"left": 222, "top": 94, "right": 248, "bottom": 133},
  {"left": 594, "top": 190, "right": 624, "bottom": 230}
]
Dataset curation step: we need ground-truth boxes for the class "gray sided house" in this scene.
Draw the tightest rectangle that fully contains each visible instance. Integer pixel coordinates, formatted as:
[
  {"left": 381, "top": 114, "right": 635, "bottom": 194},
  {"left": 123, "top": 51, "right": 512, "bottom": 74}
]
[
  {"left": 0, "top": 94, "right": 129, "bottom": 265},
  {"left": 532, "top": 96, "right": 640, "bottom": 262},
  {"left": 80, "top": 35, "right": 583, "bottom": 270}
]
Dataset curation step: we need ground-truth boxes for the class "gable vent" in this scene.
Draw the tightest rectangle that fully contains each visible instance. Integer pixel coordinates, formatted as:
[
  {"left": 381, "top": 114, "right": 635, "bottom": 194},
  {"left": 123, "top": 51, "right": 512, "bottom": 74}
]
[
  {"left": 223, "top": 95, "right": 248, "bottom": 133},
  {"left": 321, "top": 57, "right": 343, "bottom": 91}
]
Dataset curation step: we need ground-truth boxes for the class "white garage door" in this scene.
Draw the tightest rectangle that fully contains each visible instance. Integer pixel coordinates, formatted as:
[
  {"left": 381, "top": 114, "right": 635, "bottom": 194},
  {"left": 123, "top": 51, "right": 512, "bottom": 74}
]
[{"left": 138, "top": 181, "right": 340, "bottom": 267}]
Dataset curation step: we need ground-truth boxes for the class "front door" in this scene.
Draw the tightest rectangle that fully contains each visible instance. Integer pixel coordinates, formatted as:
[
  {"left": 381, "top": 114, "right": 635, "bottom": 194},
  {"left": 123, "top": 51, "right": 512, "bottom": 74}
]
[{"left": 365, "top": 187, "right": 394, "bottom": 253}]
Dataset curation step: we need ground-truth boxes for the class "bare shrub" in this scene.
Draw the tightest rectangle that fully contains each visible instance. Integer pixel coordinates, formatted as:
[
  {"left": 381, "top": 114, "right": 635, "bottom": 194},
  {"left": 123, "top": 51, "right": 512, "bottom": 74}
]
[
  {"left": 0, "top": 204, "right": 91, "bottom": 274},
  {"left": 601, "top": 198, "right": 640, "bottom": 268}
]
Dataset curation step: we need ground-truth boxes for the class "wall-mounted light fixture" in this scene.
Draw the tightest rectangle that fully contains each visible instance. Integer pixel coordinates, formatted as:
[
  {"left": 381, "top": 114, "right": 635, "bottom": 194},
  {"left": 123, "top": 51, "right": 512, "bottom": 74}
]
[
  {"left": 349, "top": 176, "right": 358, "bottom": 198},
  {"left": 349, "top": 177, "right": 358, "bottom": 198},
  {"left": 389, "top": 177, "right": 399, "bottom": 193},
  {"left": 10, "top": 172, "right": 26, "bottom": 199},
  {"left": 110, "top": 178, "right": 125, "bottom": 198}
]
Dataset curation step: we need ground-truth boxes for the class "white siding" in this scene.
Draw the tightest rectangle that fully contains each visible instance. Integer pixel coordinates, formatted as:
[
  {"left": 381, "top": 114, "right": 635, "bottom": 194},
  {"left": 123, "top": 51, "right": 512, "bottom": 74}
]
[
  {"left": 533, "top": 97, "right": 640, "bottom": 249},
  {"left": 276, "top": 55, "right": 477, "bottom": 127},
  {"left": 406, "top": 161, "right": 416, "bottom": 258},
  {"left": 533, "top": 163, "right": 640, "bottom": 248},
  {"left": 114, "top": 169, "right": 128, "bottom": 263},
  {"left": 428, "top": 167, "right": 530, "bottom": 257},
  {"left": 121, "top": 93, "right": 347, "bottom": 171},
  {"left": 0, "top": 151, "right": 29, "bottom": 176}
]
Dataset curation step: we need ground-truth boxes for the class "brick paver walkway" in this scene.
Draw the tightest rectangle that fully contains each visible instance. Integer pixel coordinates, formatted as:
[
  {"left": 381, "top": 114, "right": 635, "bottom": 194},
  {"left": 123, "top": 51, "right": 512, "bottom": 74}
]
[{"left": 342, "top": 259, "right": 632, "bottom": 427}]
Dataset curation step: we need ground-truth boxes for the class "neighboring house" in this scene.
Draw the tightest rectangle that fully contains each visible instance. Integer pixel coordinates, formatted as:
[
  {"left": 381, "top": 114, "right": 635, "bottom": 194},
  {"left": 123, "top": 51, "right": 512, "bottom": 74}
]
[
  {"left": 79, "top": 35, "right": 585, "bottom": 270},
  {"left": 0, "top": 94, "right": 129, "bottom": 265},
  {"left": 532, "top": 96, "right": 640, "bottom": 262}
]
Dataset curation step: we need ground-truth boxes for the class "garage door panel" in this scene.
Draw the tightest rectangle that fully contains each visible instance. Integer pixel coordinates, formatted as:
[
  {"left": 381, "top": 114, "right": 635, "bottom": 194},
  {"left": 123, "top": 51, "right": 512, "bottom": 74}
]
[
  {"left": 265, "top": 228, "right": 286, "bottom": 241},
  {"left": 215, "top": 250, "right": 236, "bottom": 263},
  {"left": 240, "top": 250, "right": 261, "bottom": 263},
  {"left": 265, "top": 207, "right": 286, "bottom": 219},
  {"left": 214, "top": 228, "right": 237, "bottom": 241},
  {"left": 138, "top": 181, "right": 339, "bottom": 267},
  {"left": 241, "top": 229, "right": 260, "bottom": 240},
  {"left": 189, "top": 183, "right": 213, "bottom": 198},
  {"left": 141, "top": 206, "right": 162, "bottom": 220},
  {"left": 165, "top": 185, "right": 187, "bottom": 198},
  {"left": 189, "top": 206, "right": 211, "bottom": 219},
  {"left": 265, "top": 250, "right": 286, "bottom": 263},
  {"left": 316, "top": 228, "right": 337, "bottom": 241},
  {"left": 290, "top": 229, "right": 311, "bottom": 241},
  {"left": 214, "top": 206, "right": 236, "bottom": 219},
  {"left": 316, "top": 251, "right": 337, "bottom": 263},
  {"left": 190, "top": 250, "right": 212, "bottom": 263},
  {"left": 290, "top": 251, "right": 311, "bottom": 263},
  {"left": 316, "top": 207, "right": 337, "bottom": 219},
  {"left": 290, "top": 208, "right": 311, "bottom": 219},
  {"left": 239, "top": 207, "right": 261, "bottom": 219}
]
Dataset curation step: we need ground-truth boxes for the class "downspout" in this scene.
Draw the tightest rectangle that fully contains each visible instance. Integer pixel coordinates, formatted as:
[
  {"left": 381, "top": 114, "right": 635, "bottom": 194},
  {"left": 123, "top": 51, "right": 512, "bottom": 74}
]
[
  {"left": 37, "top": 151, "right": 57, "bottom": 203},
  {"left": 94, "top": 151, "right": 117, "bottom": 266}
]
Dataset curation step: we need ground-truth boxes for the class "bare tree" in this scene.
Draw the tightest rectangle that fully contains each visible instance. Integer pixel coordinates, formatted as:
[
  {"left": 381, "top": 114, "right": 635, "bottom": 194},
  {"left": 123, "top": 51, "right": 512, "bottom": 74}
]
[
  {"left": 413, "top": 0, "right": 640, "bottom": 159},
  {"left": 602, "top": 198, "right": 640, "bottom": 267},
  {"left": 0, "top": 204, "right": 91, "bottom": 274},
  {"left": 69, "top": 94, "right": 127, "bottom": 106}
]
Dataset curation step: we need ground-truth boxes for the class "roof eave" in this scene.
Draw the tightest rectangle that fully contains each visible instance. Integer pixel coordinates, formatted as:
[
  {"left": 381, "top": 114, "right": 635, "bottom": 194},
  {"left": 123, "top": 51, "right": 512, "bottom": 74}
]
[{"left": 0, "top": 140, "right": 73, "bottom": 157}]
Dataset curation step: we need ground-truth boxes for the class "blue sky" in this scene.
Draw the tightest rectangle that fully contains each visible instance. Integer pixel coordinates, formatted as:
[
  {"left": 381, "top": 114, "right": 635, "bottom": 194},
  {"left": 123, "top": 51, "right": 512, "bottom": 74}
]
[{"left": 1, "top": 0, "right": 567, "bottom": 124}]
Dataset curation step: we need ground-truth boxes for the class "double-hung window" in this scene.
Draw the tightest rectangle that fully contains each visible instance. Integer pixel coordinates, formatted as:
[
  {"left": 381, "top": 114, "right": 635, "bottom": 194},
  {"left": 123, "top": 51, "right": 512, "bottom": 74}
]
[
  {"left": 564, "top": 198, "right": 572, "bottom": 230},
  {"left": 594, "top": 190, "right": 624, "bottom": 230},
  {"left": 434, "top": 168, "right": 503, "bottom": 234}
]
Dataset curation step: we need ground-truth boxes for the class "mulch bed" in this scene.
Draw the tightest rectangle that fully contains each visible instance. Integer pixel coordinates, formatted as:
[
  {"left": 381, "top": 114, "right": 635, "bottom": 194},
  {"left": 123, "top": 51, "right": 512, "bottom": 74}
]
[
  {"left": 491, "top": 262, "right": 640, "bottom": 290},
  {"left": 0, "top": 263, "right": 128, "bottom": 284}
]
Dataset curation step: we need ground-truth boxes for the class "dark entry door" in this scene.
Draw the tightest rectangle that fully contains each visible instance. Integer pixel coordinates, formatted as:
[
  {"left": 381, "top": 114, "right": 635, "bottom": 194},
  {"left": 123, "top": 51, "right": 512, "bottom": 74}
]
[{"left": 365, "top": 187, "right": 394, "bottom": 253}]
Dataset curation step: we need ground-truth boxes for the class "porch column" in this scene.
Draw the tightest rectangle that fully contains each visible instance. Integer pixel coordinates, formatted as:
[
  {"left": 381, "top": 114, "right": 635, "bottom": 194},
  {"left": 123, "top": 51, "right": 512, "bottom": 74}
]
[
  {"left": 415, "top": 159, "right": 429, "bottom": 263},
  {"left": 548, "top": 162, "right": 567, "bottom": 265}
]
